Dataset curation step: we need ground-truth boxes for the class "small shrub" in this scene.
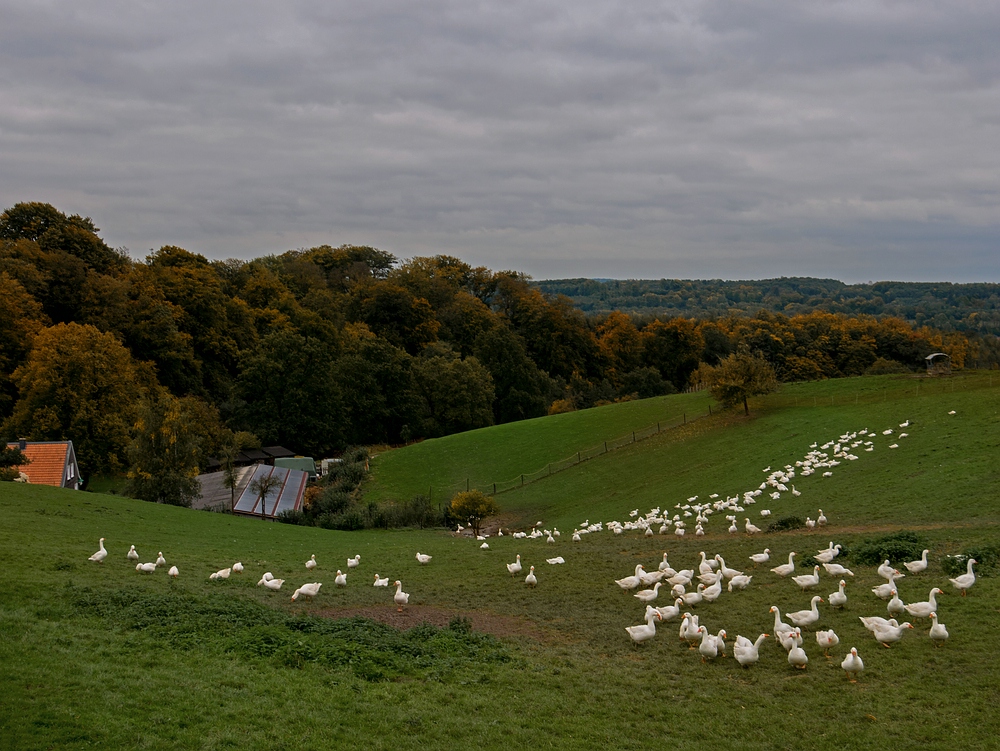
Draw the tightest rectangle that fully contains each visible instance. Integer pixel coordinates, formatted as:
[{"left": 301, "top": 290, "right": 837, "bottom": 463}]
[
  {"left": 767, "top": 516, "right": 804, "bottom": 533},
  {"left": 852, "top": 531, "right": 925, "bottom": 566},
  {"left": 942, "top": 545, "right": 999, "bottom": 577},
  {"left": 865, "top": 357, "right": 911, "bottom": 375},
  {"left": 276, "top": 509, "right": 306, "bottom": 525}
]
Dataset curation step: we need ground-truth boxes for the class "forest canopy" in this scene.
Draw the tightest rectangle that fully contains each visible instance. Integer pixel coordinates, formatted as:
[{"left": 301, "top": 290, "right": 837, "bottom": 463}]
[{"left": 1, "top": 202, "right": 993, "bottom": 485}]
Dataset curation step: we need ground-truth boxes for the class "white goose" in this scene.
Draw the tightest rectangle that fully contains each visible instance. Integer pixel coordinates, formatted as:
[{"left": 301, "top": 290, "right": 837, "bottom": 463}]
[
  {"left": 653, "top": 598, "right": 684, "bottom": 622},
  {"left": 887, "top": 590, "right": 906, "bottom": 618},
  {"left": 393, "top": 580, "right": 410, "bottom": 610},
  {"left": 871, "top": 574, "right": 905, "bottom": 600},
  {"left": 822, "top": 562, "right": 854, "bottom": 577},
  {"left": 698, "top": 552, "right": 717, "bottom": 575},
  {"left": 814, "top": 544, "right": 842, "bottom": 564},
  {"left": 877, "top": 560, "right": 901, "bottom": 582},
  {"left": 657, "top": 553, "right": 675, "bottom": 575},
  {"left": 904, "top": 549, "right": 930, "bottom": 574},
  {"left": 681, "top": 584, "right": 706, "bottom": 607},
  {"left": 88, "top": 538, "right": 108, "bottom": 564},
  {"left": 305, "top": 554, "right": 317, "bottom": 570},
  {"left": 787, "top": 631, "right": 808, "bottom": 668},
  {"left": 859, "top": 615, "right": 898, "bottom": 633},
  {"left": 291, "top": 582, "right": 322, "bottom": 601},
  {"left": 615, "top": 565, "right": 647, "bottom": 591},
  {"left": 634, "top": 582, "right": 663, "bottom": 603},
  {"left": 373, "top": 574, "right": 389, "bottom": 587},
  {"left": 749, "top": 549, "right": 770, "bottom": 566},
  {"left": 733, "top": 634, "right": 768, "bottom": 666},
  {"left": 791, "top": 566, "right": 821, "bottom": 591},
  {"left": 347, "top": 555, "right": 361, "bottom": 569},
  {"left": 769, "top": 606, "right": 793, "bottom": 636},
  {"left": 155, "top": 552, "right": 166, "bottom": 567},
  {"left": 136, "top": 562, "right": 157, "bottom": 573},
  {"left": 872, "top": 620, "right": 913, "bottom": 648},
  {"left": 948, "top": 558, "right": 977, "bottom": 596},
  {"left": 816, "top": 629, "right": 839, "bottom": 657},
  {"left": 261, "top": 577, "right": 284, "bottom": 591},
  {"left": 680, "top": 614, "right": 701, "bottom": 649},
  {"left": 777, "top": 627, "right": 803, "bottom": 652},
  {"left": 828, "top": 580, "right": 848, "bottom": 608},
  {"left": 727, "top": 574, "right": 753, "bottom": 592},
  {"left": 929, "top": 612, "right": 949, "bottom": 646},
  {"left": 506, "top": 555, "right": 522, "bottom": 577},
  {"left": 701, "top": 579, "right": 723, "bottom": 603},
  {"left": 232, "top": 562, "right": 244, "bottom": 573},
  {"left": 334, "top": 570, "right": 347, "bottom": 587},
  {"left": 415, "top": 552, "right": 433, "bottom": 565},
  {"left": 524, "top": 566, "right": 537, "bottom": 587},
  {"left": 904, "top": 587, "right": 943, "bottom": 619},
  {"left": 715, "top": 555, "right": 743, "bottom": 580},
  {"left": 625, "top": 609, "right": 661, "bottom": 646},
  {"left": 697, "top": 626, "right": 726, "bottom": 662},
  {"left": 127, "top": 545, "right": 139, "bottom": 562},
  {"left": 167, "top": 565, "right": 179, "bottom": 578},
  {"left": 771, "top": 552, "right": 797, "bottom": 577},
  {"left": 841, "top": 647, "right": 864, "bottom": 682},
  {"left": 787, "top": 596, "right": 824, "bottom": 628},
  {"left": 209, "top": 567, "right": 231, "bottom": 580}
]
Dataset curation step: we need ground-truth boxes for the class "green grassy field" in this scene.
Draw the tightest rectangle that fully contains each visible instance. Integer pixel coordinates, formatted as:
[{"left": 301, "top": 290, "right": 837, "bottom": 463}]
[{"left": 2, "top": 372, "right": 999, "bottom": 750}]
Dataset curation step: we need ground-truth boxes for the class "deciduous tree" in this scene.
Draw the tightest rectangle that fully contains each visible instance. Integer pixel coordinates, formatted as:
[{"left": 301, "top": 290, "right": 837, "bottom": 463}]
[{"left": 709, "top": 346, "right": 778, "bottom": 415}]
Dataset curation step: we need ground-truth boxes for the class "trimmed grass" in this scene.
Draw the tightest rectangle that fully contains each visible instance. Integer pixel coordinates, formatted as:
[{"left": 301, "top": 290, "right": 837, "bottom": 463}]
[{"left": 2, "top": 372, "right": 999, "bottom": 749}]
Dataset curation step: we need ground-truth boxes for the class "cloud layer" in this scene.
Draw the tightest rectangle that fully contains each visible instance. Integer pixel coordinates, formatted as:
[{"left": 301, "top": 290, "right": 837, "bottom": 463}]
[{"left": 2, "top": 0, "right": 999, "bottom": 282}]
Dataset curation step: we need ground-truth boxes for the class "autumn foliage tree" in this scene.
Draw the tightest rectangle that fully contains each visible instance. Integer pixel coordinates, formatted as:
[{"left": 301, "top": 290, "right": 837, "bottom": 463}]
[
  {"left": 449, "top": 490, "right": 499, "bottom": 536},
  {"left": 709, "top": 345, "right": 779, "bottom": 415},
  {"left": 126, "top": 395, "right": 202, "bottom": 506}
]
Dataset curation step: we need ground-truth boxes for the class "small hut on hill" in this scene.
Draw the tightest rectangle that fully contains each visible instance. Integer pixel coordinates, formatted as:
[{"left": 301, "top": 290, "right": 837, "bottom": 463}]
[{"left": 925, "top": 353, "right": 951, "bottom": 376}]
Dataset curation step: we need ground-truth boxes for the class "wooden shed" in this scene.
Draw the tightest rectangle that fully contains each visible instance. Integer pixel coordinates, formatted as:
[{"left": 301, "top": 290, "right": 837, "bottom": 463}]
[{"left": 925, "top": 353, "right": 952, "bottom": 376}]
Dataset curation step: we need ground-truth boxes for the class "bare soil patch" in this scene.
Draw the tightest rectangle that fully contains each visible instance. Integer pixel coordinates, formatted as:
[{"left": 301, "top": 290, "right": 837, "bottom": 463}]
[{"left": 314, "top": 604, "right": 554, "bottom": 641}]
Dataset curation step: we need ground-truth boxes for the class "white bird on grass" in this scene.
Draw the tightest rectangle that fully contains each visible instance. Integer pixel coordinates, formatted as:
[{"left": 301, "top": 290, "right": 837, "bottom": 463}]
[
  {"left": 929, "top": 612, "right": 949, "bottom": 646},
  {"left": 168, "top": 565, "right": 179, "bottom": 578},
  {"left": 904, "top": 550, "right": 929, "bottom": 574},
  {"left": 480, "top": 542, "right": 490, "bottom": 550},
  {"left": 771, "top": 552, "right": 797, "bottom": 577},
  {"left": 155, "top": 552, "right": 166, "bottom": 567},
  {"left": 257, "top": 572, "right": 274, "bottom": 585},
  {"left": 829, "top": 580, "right": 848, "bottom": 609},
  {"left": 814, "top": 544, "right": 842, "bottom": 564},
  {"left": 209, "top": 567, "right": 231, "bottom": 580},
  {"left": 841, "top": 647, "right": 864, "bottom": 682},
  {"left": 305, "top": 555, "right": 317, "bottom": 570},
  {"left": 787, "top": 596, "right": 824, "bottom": 628},
  {"left": 373, "top": 574, "right": 389, "bottom": 587},
  {"left": 749, "top": 549, "right": 770, "bottom": 566},
  {"left": 887, "top": 590, "right": 906, "bottom": 618},
  {"left": 127, "top": 545, "right": 139, "bottom": 562},
  {"left": 507, "top": 555, "right": 522, "bottom": 576},
  {"left": 949, "top": 558, "right": 977, "bottom": 596},
  {"left": 524, "top": 566, "right": 537, "bottom": 588},
  {"left": 816, "top": 629, "right": 839, "bottom": 657},
  {"left": 546, "top": 557, "right": 565, "bottom": 565},
  {"left": 625, "top": 609, "right": 661, "bottom": 646},
  {"left": 347, "top": 555, "right": 361, "bottom": 569},
  {"left": 728, "top": 574, "right": 753, "bottom": 591},
  {"left": 261, "top": 577, "right": 284, "bottom": 591},
  {"left": 88, "top": 538, "right": 108, "bottom": 564},
  {"left": 292, "top": 582, "right": 322, "bottom": 601},
  {"left": 733, "top": 634, "right": 768, "bottom": 666},
  {"left": 393, "top": 580, "right": 410, "bottom": 610},
  {"left": 822, "top": 562, "right": 854, "bottom": 577},
  {"left": 136, "top": 562, "right": 156, "bottom": 573},
  {"left": 335, "top": 570, "right": 347, "bottom": 586},
  {"left": 232, "top": 561, "right": 243, "bottom": 573},
  {"left": 791, "top": 566, "right": 821, "bottom": 591},
  {"left": 415, "top": 553, "right": 433, "bottom": 565},
  {"left": 877, "top": 560, "right": 900, "bottom": 581},
  {"left": 904, "top": 587, "right": 943, "bottom": 619}
]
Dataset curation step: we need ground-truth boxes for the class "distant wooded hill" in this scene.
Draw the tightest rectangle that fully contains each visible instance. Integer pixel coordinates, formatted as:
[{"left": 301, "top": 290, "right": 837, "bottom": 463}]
[{"left": 533, "top": 278, "right": 1000, "bottom": 335}]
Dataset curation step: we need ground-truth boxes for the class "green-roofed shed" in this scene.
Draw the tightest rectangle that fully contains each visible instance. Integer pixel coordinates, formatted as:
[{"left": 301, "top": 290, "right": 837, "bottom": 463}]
[{"left": 274, "top": 456, "right": 317, "bottom": 480}]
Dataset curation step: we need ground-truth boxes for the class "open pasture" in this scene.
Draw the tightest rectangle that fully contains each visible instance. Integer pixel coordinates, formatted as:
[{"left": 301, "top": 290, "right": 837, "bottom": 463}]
[{"left": 1, "top": 373, "right": 999, "bottom": 749}]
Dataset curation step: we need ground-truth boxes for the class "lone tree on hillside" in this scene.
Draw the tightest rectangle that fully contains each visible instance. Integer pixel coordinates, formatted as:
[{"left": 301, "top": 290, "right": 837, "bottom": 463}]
[
  {"left": 450, "top": 490, "right": 499, "bottom": 537},
  {"left": 709, "top": 346, "right": 779, "bottom": 415},
  {"left": 250, "top": 471, "right": 283, "bottom": 518}
]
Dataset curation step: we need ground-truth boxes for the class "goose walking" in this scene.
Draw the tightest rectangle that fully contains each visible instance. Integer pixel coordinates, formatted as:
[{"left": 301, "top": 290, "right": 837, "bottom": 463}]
[
  {"left": 904, "top": 550, "right": 929, "bottom": 574},
  {"left": 771, "top": 552, "right": 797, "bottom": 577},
  {"left": 305, "top": 555, "right": 317, "bottom": 570},
  {"left": 347, "top": 555, "right": 361, "bottom": 569},
  {"left": 822, "top": 562, "right": 854, "bottom": 577},
  {"left": 625, "top": 609, "right": 661, "bottom": 646},
  {"left": 814, "top": 543, "right": 841, "bottom": 564},
  {"left": 828, "top": 580, "right": 848, "bottom": 609},
  {"left": 634, "top": 582, "right": 663, "bottom": 603},
  {"left": 88, "top": 538, "right": 108, "bottom": 564},
  {"left": 291, "top": 582, "right": 322, "bottom": 601},
  {"left": 733, "top": 634, "right": 768, "bottom": 666},
  {"left": 373, "top": 574, "right": 389, "bottom": 587},
  {"left": 127, "top": 545, "right": 139, "bottom": 562},
  {"left": 816, "top": 629, "right": 839, "bottom": 657},
  {"left": 904, "top": 587, "right": 943, "bottom": 619},
  {"left": 787, "top": 596, "right": 824, "bottom": 628},
  {"left": 524, "top": 566, "right": 537, "bottom": 588},
  {"left": 948, "top": 558, "right": 977, "bottom": 596},
  {"left": 749, "top": 549, "right": 770, "bottom": 566},
  {"left": 872, "top": 621, "right": 913, "bottom": 648},
  {"left": 841, "top": 647, "right": 864, "bottom": 682},
  {"left": 393, "top": 580, "right": 410, "bottom": 610},
  {"left": 506, "top": 555, "right": 522, "bottom": 577},
  {"left": 887, "top": 590, "right": 906, "bottom": 618},
  {"left": 929, "top": 612, "right": 949, "bottom": 646},
  {"left": 415, "top": 552, "right": 433, "bottom": 565},
  {"left": 791, "top": 566, "right": 821, "bottom": 591}
]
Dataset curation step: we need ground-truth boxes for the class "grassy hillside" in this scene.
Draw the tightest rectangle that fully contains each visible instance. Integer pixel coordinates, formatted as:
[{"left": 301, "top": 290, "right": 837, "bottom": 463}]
[
  {"left": 365, "top": 389, "right": 714, "bottom": 502},
  {"left": 2, "top": 372, "right": 999, "bottom": 750}
]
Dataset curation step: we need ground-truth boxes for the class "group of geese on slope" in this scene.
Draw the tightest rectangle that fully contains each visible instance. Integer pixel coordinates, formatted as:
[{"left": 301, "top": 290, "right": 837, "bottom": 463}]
[
  {"left": 88, "top": 539, "right": 435, "bottom": 610},
  {"left": 618, "top": 541, "right": 977, "bottom": 681}
]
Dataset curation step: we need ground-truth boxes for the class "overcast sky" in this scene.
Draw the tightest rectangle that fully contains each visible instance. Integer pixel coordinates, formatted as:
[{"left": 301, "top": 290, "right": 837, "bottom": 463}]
[{"left": 2, "top": 1, "right": 998, "bottom": 283}]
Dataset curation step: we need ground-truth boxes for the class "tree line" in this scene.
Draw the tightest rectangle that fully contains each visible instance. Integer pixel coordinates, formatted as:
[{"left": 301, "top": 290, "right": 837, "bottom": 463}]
[{"left": 0, "top": 201, "right": 978, "bottom": 491}]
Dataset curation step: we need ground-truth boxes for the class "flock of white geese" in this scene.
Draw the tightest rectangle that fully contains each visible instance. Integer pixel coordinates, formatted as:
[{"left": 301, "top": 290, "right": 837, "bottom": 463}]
[
  {"left": 86, "top": 409, "right": 978, "bottom": 681},
  {"left": 87, "top": 537, "right": 437, "bottom": 612}
]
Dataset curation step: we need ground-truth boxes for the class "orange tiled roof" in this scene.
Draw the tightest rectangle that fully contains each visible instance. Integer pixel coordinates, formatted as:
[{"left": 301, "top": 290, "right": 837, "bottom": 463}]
[{"left": 6, "top": 442, "right": 70, "bottom": 487}]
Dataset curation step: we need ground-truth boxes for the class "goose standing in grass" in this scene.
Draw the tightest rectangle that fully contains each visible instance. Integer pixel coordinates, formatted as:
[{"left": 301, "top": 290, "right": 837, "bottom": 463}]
[
  {"left": 373, "top": 574, "right": 389, "bottom": 587},
  {"left": 697, "top": 626, "right": 725, "bottom": 662},
  {"left": 524, "top": 566, "right": 537, "bottom": 588},
  {"left": 625, "top": 609, "right": 661, "bottom": 646},
  {"left": 771, "top": 552, "right": 797, "bottom": 577},
  {"left": 817, "top": 509, "right": 827, "bottom": 526},
  {"left": 681, "top": 584, "right": 706, "bottom": 607},
  {"left": 415, "top": 552, "right": 433, "bottom": 565},
  {"left": 904, "top": 550, "right": 930, "bottom": 574},
  {"left": 829, "top": 580, "right": 848, "bottom": 608},
  {"left": 744, "top": 519, "right": 762, "bottom": 535},
  {"left": 305, "top": 554, "right": 317, "bottom": 570},
  {"left": 393, "top": 580, "right": 410, "bottom": 610},
  {"left": 480, "top": 542, "right": 490, "bottom": 550},
  {"left": 232, "top": 562, "right": 244, "bottom": 573},
  {"left": 769, "top": 606, "right": 793, "bottom": 637},
  {"left": 155, "top": 552, "right": 166, "bottom": 567},
  {"left": 887, "top": 590, "right": 906, "bottom": 618},
  {"left": 841, "top": 647, "right": 864, "bottom": 682},
  {"left": 257, "top": 573, "right": 274, "bottom": 585},
  {"left": 822, "top": 562, "right": 854, "bottom": 577},
  {"left": 680, "top": 614, "right": 701, "bottom": 649},
  {"left": 749, "top": 549, "right": 770, "bottom": 566},
  {"left": 347, "top": 555, "right": 361, "bottom": 569},
  {"left": 787, "top": 596, "right": 824, "bottom": 628},
  {"left": 658, "top": 553, "right": 675, "bottom": 574},
  {"left": 929, "top": 612, "right": 949, "bottom": 646},
  {"left": 291, "top": 582, "right": 322, "bottom": 601},
  {"left": 816, "top": 629, "right": 839, "bottom": 657},
  {"left": 261, "top": 577, "right": 284, "bottom": 591},
  {"left": 777, "top": 627, "right": 803, "bottom": 652},
  {"left": 88, "top": 538, "right": 108, "bottom": 564},
  {"left": 814, "top": 544, "right": 842, "bottom": 564},
  {"left": 136, "top": 562, "right": 157, "bottom": 573},
  {"left": 872, "top": 575, "right": 905, "bottom": 600},
  {"left": 791, "top": 566, "right": 821, "bottom": 591},
  {"left": 872, "top": 621, "right": 913, "bottom": 648},
  {"left": 859, "top": 616, "right": 898, "bottom": 633},
  {"left": 615, "top": 565, "right": 646, "bottom": 591},
  {"left": 949, "top": 558, "right": 977, "bottom": 596},
  {"left": 634, "top": 583, "right": 663, "bottom": 603},
  {"left": 506, "top": 555, "right": 522, "bottom": 577},
  {"left": 127, "top": 545, "right": 139, "bottom": 562},
  {"left": 877, "top": 560, "right": 901, "bottom": 581},
  {"left": 715, "top": 555, "right": 743, "bottom": 580},
  {"left": 168, "top": 565, "right": 179, "bottom": 578},
  {"left": 698, "top": 552, "right": 717, "bottom": 575},
  {"left": 209, "top": 567, "right": 231, "bottom": 580},
  {"left": 787, "top": 645, "right": 808, "bottom": 669},
  {"left": 733, "top": 634, "right": 768, "bottom": 666},
  {"left": 727, "top": 574, "right": 752, "bottom": 592},
  {"left": 904, "top": 587, "right": 943, "bottom": 619},
  {"left": 653, "top": 598, "right": 684, "bottom": 622},
  {"left": 334, "top": 570, "right": 347, "bottom": 587}
]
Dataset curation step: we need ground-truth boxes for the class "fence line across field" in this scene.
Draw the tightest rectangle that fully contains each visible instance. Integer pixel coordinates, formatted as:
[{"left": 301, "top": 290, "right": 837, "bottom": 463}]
[{"left": 427, "top": 372, "right": 996, "bottom": 503}]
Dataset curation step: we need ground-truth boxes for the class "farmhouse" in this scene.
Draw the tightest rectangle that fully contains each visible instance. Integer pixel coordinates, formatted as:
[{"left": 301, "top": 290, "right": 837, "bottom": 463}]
[{"left": 5, "top": 440, "right": 81, "bottom": 489}]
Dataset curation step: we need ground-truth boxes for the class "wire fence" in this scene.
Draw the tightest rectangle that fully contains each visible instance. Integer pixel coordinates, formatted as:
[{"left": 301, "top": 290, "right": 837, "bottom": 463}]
[{"left": 431, "top": 408, "right": 712, "bottom": 500}]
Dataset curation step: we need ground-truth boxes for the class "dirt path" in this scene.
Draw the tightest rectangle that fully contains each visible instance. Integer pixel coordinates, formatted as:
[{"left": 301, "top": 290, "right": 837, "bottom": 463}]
[{"left": 313, "top": 604, "right": 555, "bottom": 641}]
